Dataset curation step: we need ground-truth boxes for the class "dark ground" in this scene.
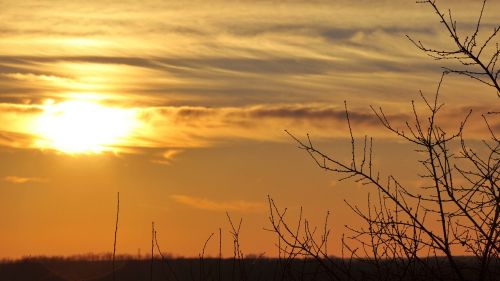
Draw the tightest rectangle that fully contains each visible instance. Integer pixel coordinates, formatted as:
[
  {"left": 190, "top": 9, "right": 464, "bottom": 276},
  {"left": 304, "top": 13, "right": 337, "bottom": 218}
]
[{"left": 0, "top": 256, "right": 498, "bottom": 281}]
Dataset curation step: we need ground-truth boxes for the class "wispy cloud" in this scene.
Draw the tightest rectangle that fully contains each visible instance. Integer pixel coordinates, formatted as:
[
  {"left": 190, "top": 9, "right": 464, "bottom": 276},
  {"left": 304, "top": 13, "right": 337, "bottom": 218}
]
[
  {"left": 3, "top": 176, "right": 46, "bottom": 184},
  {"left": 0, "top": 0, "right": 496, "bottom": 153},
  {"left": 171, "top": 194, "right": 264, "bottom": 212},
  {"left": 1, "top": 0, "right": 497, "bottom": 107},
  {"left": 0, "top": 101, "right": 495, "bottom": 152},
  {"left": 151, "top": 149, "right": 184, "bottom": 165}
]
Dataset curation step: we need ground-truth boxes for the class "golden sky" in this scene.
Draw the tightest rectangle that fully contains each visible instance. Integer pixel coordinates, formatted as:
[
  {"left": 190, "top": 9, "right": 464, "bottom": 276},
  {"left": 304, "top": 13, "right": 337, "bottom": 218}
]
[{"left": 0, "top": 0, "right": 498, "bottom": 258}]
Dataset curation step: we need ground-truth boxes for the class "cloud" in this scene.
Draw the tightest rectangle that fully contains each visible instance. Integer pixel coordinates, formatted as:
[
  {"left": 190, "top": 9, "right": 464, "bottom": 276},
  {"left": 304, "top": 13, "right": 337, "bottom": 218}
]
[
  {"left": 171, "top": 194, "right": 265, "bottom": 212},
  {"left": 0, "top": 0, "right": 497, "bottom": 153},
  {"left": 3, "top": 176, "right": 46, "bottom": 184},
  {"left": 0, "top": 130, "right": 37, "bottom": 149},
  {"left": 0, "top": 54, "right": 429, "bottom": 79},
  {"left": 0, "top": 103, "right": 43, "bottom": 114},
  {"left": 1, "top": 0, "right": 495, "bottom": 109},
  {"left": 1, "top": 72, "right": 76, "bottom": 87},
  {"left": 151, "top": 149, "right": 184, "bottom": 165},
  {"left": 141, "top": 104, "right": 402, "bottom": 125},
  {"left": 0, "top": 101, "right": 494, "bottom": 153}
]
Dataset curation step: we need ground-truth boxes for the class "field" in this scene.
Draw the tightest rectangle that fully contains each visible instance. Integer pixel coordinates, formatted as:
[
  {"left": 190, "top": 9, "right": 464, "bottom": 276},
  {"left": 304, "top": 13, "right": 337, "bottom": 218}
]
[{"left": 1, "top": 256, "right": 499, "bottom": 281}]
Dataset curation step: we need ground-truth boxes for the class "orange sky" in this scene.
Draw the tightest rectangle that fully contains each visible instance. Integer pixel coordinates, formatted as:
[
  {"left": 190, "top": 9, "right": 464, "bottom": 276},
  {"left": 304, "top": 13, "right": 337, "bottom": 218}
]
[{"left": 0, "top": 0, "right": 498, "bottom": 259}]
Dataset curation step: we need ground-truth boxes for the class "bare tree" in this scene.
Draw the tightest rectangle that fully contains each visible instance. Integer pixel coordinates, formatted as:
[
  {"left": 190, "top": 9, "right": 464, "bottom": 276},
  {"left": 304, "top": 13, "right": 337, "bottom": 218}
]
[
  {"left": 266, "top": 196, "right": 357, "bottom": 281},
  {"left": 408, "top": 0, "right": 499, "bottom": 96},
  {"left": 276, "top": 1, "right": 499, "bottom": 281}
]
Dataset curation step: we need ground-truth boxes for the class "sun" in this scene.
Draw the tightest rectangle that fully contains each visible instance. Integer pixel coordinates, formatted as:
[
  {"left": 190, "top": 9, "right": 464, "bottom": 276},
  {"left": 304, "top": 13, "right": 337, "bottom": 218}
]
[{"left": 34, "top": 99, "right": 137, "bottom": 154}]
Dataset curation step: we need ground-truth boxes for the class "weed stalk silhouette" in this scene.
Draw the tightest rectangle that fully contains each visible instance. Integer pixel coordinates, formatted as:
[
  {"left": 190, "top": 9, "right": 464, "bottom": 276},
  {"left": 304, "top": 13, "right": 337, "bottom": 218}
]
[{"left": 112, "top": 192, "right": 120, "bottom": 281}]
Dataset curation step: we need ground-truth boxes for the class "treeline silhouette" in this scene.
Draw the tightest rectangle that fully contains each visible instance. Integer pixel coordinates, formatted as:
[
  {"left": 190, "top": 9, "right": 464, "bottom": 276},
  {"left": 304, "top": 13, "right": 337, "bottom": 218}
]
[{"left": 2, "top": 255, "right": 498, "bottom": 281}]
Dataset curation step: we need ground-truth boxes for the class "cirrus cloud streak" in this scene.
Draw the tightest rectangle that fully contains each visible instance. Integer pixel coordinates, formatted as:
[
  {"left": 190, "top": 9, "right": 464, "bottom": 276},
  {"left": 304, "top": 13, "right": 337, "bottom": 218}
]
[{"left": 171, "top": 194, "right": 265, "bottom": 213}]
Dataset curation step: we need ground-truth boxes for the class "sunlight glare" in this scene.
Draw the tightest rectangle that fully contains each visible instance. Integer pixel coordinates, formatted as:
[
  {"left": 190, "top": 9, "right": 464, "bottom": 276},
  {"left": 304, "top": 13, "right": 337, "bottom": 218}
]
[{"left": 35, "top": 100, "right": 138, "bottom": 154}]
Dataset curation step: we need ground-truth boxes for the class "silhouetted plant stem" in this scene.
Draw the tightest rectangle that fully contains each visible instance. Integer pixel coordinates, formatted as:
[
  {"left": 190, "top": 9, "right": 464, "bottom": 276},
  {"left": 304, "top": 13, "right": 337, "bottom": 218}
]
[
  {"left": 199, "top": 232, "right": 214, "bottom": 281},
  {"left": 154, "top": 227, "right": 180, "bottom": 281},
  {"left": 113, "top": 192, "right": 120, "bottom": 281},
  {"left": 218, "top": 227, "right": 222, "bottom": 281},
  {"left": 151, "top": 221, "right": 155, "bottom": 281},
  {"left": 226, "top": 212, "right": 246, "bottom": 281}
]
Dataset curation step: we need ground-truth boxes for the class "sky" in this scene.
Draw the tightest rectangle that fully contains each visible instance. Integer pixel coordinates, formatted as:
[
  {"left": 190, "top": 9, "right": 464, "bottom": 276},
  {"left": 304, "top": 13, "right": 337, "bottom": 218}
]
[{"left": 0, "top": 0, "right": 498, "bottom": 259}]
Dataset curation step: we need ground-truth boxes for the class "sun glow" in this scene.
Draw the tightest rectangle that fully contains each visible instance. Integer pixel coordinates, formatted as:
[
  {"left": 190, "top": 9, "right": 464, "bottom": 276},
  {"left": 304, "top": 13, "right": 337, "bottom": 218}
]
[{"left": 34, "top": 99, "right": 138, "bottom": 154}]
